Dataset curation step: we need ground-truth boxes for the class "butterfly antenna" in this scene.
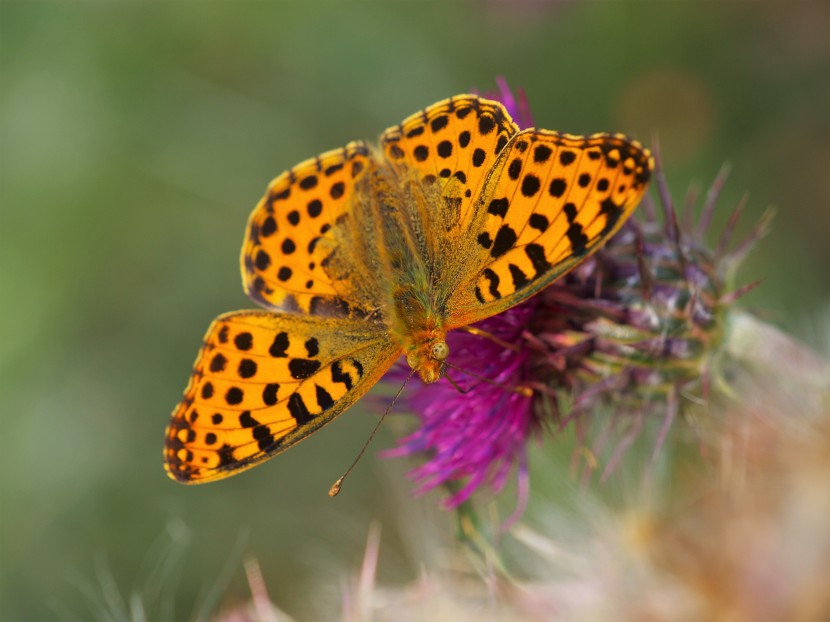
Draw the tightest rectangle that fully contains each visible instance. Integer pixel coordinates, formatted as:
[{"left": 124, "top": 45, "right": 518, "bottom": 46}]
[
  {"left": 445, "top": 372, "right": 475, "bottom": 394},
  {"left": 443, "top": 360, "right": 533, "bottom": 397},
  {"left": 329, "top": 368, "right": 415, "bottom": 497}
]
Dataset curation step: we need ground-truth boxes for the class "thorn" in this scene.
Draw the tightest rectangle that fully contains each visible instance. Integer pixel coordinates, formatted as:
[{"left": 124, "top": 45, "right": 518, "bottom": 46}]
[
  {"left": 651, "top": 388, "right": 677, "bottom": 465},
  {"left": 701, "top": 366, "right": 711, "bottom": 403},
  {"left": 684, "top": 288, "right": 700, "bottom": 326},
  {"left": 640, "top": 191, "right": 658, "bottom": 222},
  {"left": 593, "top": 268, "right": 603, "bottom": 299},
  {"left": 668, "top": 200, "right": 689, "bottom": 281},
  {"left": 720, "top": 278, "right": 763, "bottom": 305},
  {"left": 601, "top": 411, "right": 644, "bottom": 483},
  {"left": 682, "top": 182, "right": 701, "bottom": 233},
  {"left": 723, "top": 208, "right": 774, "bottom": 269},
  {"left": 697, "top": 162, "right": 732, "bottom": 239},
  {"left": 524, "top": 381, "right": 559, "bottom": 398},
  {"left": 650, "top": 136, "right": 677, "bottom": 240},
  {"left": 716, "top": 192, "right": 748, "bottom": 257},
  {"left": 630, "top": 218, "right": 654, "bottom": 300}
]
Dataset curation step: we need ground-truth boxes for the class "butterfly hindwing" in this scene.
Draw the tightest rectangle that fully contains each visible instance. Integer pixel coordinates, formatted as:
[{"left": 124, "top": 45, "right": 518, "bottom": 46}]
[
  {"left": 381, "top": 95, "right": 519, "bottom": 238},
  {"left": 449, "top": 129, "right": 654, "bottom": 325},
  {"left": 164, "top": 311, "right": 399, "bottom": 483},
  {"left": 241, "top": 141, "right": 379, "bottom": 317}
]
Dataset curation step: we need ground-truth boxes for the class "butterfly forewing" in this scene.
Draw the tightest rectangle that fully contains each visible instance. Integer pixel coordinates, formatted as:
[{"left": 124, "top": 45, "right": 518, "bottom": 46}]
[
  {"left": 381, "top": 95, "right": 519, "bottom": 238},
  {"left": 241, "top": 141, "right": 379, "bottom": 317},
  {"left": 164, "top": 311, "right": 399, "bottom": 483},
  {"left": 448, "top": 129, "right": 653, "bottom": 325}
]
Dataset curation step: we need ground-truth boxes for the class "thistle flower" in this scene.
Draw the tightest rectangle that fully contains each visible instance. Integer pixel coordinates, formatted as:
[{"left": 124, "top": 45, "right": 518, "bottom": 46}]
[{"left": 385, "top": 79, "right": 771, "bottom": 518}]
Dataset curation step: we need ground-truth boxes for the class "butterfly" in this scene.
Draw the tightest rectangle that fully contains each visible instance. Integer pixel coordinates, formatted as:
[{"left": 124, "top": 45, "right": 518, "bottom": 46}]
[{"left": 164, "top": 95, "right": 653, "bottom": 484}]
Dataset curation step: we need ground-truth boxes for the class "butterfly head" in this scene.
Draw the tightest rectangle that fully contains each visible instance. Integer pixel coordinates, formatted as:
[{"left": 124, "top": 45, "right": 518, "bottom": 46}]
[{"left": 406, "top": 336, "right": 449, "bottom": 384}]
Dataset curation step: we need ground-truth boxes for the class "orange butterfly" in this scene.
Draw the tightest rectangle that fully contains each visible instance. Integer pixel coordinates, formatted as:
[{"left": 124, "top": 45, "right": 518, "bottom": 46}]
[{"left": 164, "top": 95, "right": 652, "bottom": 483}]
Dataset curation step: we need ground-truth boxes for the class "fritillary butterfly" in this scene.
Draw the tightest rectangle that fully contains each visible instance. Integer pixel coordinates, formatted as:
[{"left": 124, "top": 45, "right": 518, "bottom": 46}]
[{"left": 164, "top": 95, "right": 653, "bottom": 483}]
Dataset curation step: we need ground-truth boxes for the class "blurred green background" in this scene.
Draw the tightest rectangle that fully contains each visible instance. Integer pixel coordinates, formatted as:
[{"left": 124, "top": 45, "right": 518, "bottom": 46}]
[{"left": 1, "top": 1, "right": 827, "bottom": 619}]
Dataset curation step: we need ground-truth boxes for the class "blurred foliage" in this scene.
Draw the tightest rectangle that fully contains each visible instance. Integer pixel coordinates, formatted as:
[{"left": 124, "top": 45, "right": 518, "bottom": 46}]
[{"left": 0, "top": 1, "right": 827, "bottom": 619}]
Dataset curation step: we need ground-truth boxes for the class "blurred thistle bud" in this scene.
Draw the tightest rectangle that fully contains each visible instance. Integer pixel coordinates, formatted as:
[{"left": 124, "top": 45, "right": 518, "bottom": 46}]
[{"left": 533, "top": 151, "right": 772, "bottom": 480}]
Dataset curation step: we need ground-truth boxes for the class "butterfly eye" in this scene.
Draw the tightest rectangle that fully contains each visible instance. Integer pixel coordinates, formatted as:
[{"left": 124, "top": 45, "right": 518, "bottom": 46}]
[{"left": 430, "top": 341, "right": 449, "bottom": 361}]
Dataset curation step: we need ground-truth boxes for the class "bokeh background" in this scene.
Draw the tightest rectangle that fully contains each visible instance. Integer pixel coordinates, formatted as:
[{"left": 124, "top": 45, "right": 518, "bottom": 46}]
[{"left": 1, "top": 1, "right": 828, "bottom": 620}]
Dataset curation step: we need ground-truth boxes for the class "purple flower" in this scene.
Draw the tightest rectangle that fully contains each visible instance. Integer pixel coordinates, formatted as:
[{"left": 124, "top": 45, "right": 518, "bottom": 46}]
[
  {"left": 383, "top": 301, "right": 538, "bottom": 519},
  {"left": 476, "top": 76, "right": 535, "bottom": 129}
]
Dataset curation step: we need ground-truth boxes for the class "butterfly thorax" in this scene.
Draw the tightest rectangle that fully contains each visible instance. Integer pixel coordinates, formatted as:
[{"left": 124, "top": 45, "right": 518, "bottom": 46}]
[
  {"left": 360, "top": 164, "right": 453, "bottom": 384},
  {"left": 390, "top": 284, "right": 449, "bottom": 384}
]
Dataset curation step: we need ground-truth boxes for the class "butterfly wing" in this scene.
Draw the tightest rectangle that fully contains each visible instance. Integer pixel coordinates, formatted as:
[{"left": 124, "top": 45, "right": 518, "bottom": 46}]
[
  {"left": 448, "top": 129, "right": 653, "bottom": 326},
  {"left": 380, "top": 95, "right": 519, "bottom": 238},
  {"left": 241, "top": 141, "right": 382, "bottom": 317},
  {"left": 164, "top": 311, "right": 400, "bottom": 483}
]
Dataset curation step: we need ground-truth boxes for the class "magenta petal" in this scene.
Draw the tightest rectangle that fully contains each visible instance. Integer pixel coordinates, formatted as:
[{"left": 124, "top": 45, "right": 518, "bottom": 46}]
[{"left": 384, "top": 301, "right": 539, "bottom": 516}]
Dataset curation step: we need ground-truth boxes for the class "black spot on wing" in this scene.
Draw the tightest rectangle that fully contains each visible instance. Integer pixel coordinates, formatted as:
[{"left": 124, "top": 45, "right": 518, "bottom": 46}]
[
  {"left": 566, "top": 223, "right": 589, "bottom": 256},
  {"left": 599, "top": 197, "right": 623, "bottom": 234},
  {"left": 331, "top": 361, "right": 354, "bottom": 390},
  {"left": 269, "top": 332, "right": 289, "bottom": 357},
  {"left": 288, "top": 393, "right": 313, "bottom": 425},
  {"left": 315, "top": 385, "right": 334, "bottom": 411},
  {"left": 472, "top": 148, "right": 486, "bottom": 167},
  {"left": 431, "top": 114, "right": 449, "bottom": 132},
  {"left": 487, "top": 197, "right": 509, "bottom": 217},
  {"left": 210, "top": 353, "right": 227, "bottom": 372},
  {"left": 324, "top": 162, "right": 343, "bottom": 176},
  {"left": 549, "top": 178, "right": 567, "bottom": 198},
  {"left": 238, "top": 359, "right": 257, "bottom": 379},
  {"left": 304, "top": 337, "right": 319, "bottom": 357},
  {"left": 533, "top": 144, "right": 552, "bottom": 163},
  {"left": 289, "top": 358, "right": 322, "bottom": 380},
  {"left": 521, "top": 174, "right": 540, "bottom": 197},
  {"left": 299, "top": 175, "right": 318, "bottom": 190},
  {"left": 260, "top": 216, "right": 277, "bottom": 238},
  {"left": 482, "top": 268, "right": 500, "bottom": 299},
  {"left": 256, "top": 430, "right": 277, "bottom": 452},
  {"left": 262, "top": 384, "right": 279, "bottom": 406},
  {"left": 529, "top": 213, "right": 549, "bottom": 232},
  {"left": 240, "top": 410, "right": 259, "bottom": 428},
  {"left": 234, "top": 332, "right": 253, "bottom": 351},
  {"left": 508, "top": 264, "right": 529, "bottom": 289},
  {"left": 225, "top": 387, "right": 243, "bottom": 405},
  {"left": 526, "top": 243, "right": 551, "bottom": 277},
  {"left": 508, "top": 158, "right": 522, "bottom": 180},
  {"left": 490, "top": 224, "right": 517, "bottom": 258},
  {"left": 559, "top": 150, "right": 576, "bottom": 166}
]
